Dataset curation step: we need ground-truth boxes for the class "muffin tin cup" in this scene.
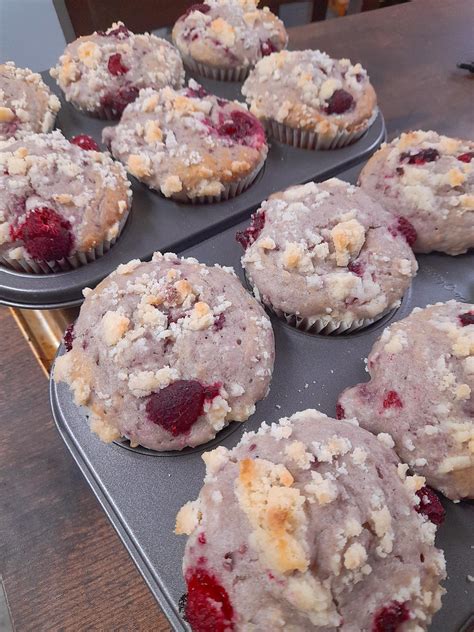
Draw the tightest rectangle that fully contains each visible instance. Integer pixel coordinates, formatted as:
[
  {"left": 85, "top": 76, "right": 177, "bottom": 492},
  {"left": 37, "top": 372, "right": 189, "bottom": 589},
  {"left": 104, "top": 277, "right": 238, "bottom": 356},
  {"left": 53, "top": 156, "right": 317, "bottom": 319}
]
[
  {"left": 181, "top": 55, "right": 250, "bottom": 82},
  {"left": 266, "top": 107, "right": 379, "bottom": 150},
  {"left": 0, "top": 207, "right": 130, "bottom": 275}
]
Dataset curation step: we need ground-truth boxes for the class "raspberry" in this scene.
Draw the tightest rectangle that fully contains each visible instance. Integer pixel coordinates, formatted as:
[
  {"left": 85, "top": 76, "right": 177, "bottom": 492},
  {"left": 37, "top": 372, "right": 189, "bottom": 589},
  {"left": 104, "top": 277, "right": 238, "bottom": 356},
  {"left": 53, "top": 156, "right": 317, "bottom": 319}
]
[
  {"left": 63, "top": 323, "right": 75, "bottom": 352},
  {"left": 372, "top": 601, "right": 410, "bottom": 632},
  {"left": 335, "top": 403, "right": 345, "bottom": 419},
  {"left": 70, "top": 134, "right": 99, "bottom": 151},
  {"left": 458, "top": 310, "right": 474, "bottom": 326},
  {"left": 107, "top": 53, "right": 129, "bottom": 76},
  {"left": 213, "top": 313, "right": 226, "bottom": 331},
  {"left": 383, "top": 390, "right": 403, "bottom": 409},
  {"left": 400, "top": 148, "right": 439, "bottom": 165},
  {"left": 236, "top": 210, "right": 266, "bottom": 249},
  {"left": 99, "top": 24, "right": 131, "bottom": 38},
  {"left": 100, "top": 86, "right": 139, "bottom": 118},
  {"left": 457, "top": 152, "right": 474, "bottom": 163},
  {"left": 347, "top": 260, "right": 365, "bottom": 276},
  {"left": 325, "top": 89, "right": 355, "bottom": 115},
  {"left": 260, "top": 39, "right": 277, "bottom": 56},
  {"left": 186, "top": 85, "right": 208, "bottom": 99},
  {"left": 216, "top": 110, "right": 265, "bottom": 149},
  {"left": 185, "top": 568, "right": 234, "bottom": 632},
  {"left": 10, "top": 207, "right": 73, "bottom": 262},
  {"left": 415, "top": 486, "right": 445, "bottom": 526},
  {"left": 146, "top": 380, "right": 221, "bottom": 436},
  {"left": 183, "top": 3, "right": 211, "bottom": 18},
  {"left": 390, "top": 217, "right": 417, "bottom": 247}
]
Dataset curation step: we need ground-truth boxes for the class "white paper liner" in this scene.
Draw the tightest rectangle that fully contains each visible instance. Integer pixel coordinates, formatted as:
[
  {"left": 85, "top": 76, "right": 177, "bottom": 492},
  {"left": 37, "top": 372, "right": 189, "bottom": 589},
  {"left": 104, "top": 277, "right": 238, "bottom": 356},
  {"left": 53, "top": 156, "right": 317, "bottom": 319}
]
[
  {"left": 170, "top": 158, "right": 265, "bottom": 204},
  {"left": 0, "top": 209, "right": 129, "bottom": 275},
  {"left": 266, "top": 107, "right": 379, "bottom": 150},
  {"left": 182, "top": 55, "right": 250, "bottom": 82}
]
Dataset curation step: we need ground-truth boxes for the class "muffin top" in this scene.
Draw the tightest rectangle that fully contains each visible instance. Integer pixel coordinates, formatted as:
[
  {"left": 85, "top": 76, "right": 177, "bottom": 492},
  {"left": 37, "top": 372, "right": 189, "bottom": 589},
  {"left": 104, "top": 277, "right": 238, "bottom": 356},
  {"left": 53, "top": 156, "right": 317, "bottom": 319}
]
[
  {"left": 172, "top": 0, "right": 287, "bottom": 70},
  {"left": 50, "top": 22, "right": 184, "bottom": 118},
  {"left": 359, "top": 130, "right": 474, "bottom": 255},
  {"left": 53, "top": 252, "right": 275, "bottom": 451},
  {"left": 102, "top": 81, "right": 268, "bottom": 200},
  {"left": 239, "top": 178, "right": 418, "bottom": 327},
  {"left": 338, "top": 300, "right": 474, "bottom": 500},
  {"left": 176, "top": 410, "right": 446, "bottom": 631},
  {"left": 0, "top": 130, "right": 131, "bottom": 264},
  {"left": 242, "top": 49, "right": 377, "bottom": 134},
  {"left": 0, "top": 62, "right": 61, "bottom": 141}
]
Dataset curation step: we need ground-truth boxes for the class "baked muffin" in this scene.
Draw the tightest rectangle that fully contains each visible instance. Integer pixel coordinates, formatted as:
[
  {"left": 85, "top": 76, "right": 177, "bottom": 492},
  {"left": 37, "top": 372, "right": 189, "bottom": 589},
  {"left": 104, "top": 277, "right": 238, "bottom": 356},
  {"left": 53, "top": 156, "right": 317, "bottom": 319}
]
[
  {"left": 172, "top": 0, "right": 288, "bottom": 82},
  {"left": 0, "top": 61, "right": 60, "bottom": 141},
  {"left": 338, "top": 301, "right": 474, "bottom": 500},
  {"left": 242, "top": 49, "right": 377, "bottom": 149},
  {"left": 176, "top": 409, "right": 446, "bottom": 631},
  {"left": 53, "top": 252, "right": 275, "bottom": 451},
  {"left": 0, "top": 130, "right": 131, "bottom": 273},
  {"left": 50, "top": 22, "right": 184, "bottom": 119},
  {"left": 359, "top": 130, "right": 474, "bottom": 255},
  {"left": 102, "top": 81, "right": 267, "bottom": 202},
  {"left": 238, "top": 178, "right": 418, "bottom": 334}
]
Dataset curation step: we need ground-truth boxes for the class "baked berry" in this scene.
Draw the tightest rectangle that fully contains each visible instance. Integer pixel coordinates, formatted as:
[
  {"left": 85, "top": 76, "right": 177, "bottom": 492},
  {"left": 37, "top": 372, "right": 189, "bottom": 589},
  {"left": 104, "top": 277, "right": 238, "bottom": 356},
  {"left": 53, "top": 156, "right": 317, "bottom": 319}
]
[
  {"left": 10, "top": 206, "right": 73, "bottom": 262},
  {"left": 217, "top": 110, "right": 265, "bottom": 149},
  {"left": 400, "top": 148, "right": 439, "bottom": 165},
  {"left": 372, "top": 601, "right": 410, "bottom": 632},
  {"left": 383, "top": 390, "right": 403, "bottom": 409},
  {"left": 390, "top": 217, "right": 417, "bottom": 247},
  {"left": 260, "top": 39, "right": 277, "bottom": 57},
  {"left": 458, "top": 310, "right": 474, "bottom": 327},
  {"left": 185, "top": 568, "right": 234, "bottom": 632},
  {"left": 108, "top": 53, "right": 129, "bottom": 76},
  {"left": 186, "top": 85, "right": 208, "bottom": 99},
  {"left": 457, "top": 152, "right": 474, "bottom": 163},
  {"left": 335, "top": 403, "right": 345, "bottom": 419},
  {"left": 415, "top": 486, "right": 445, "bottom": 526},
  {"left": 100, "top": 24, "right": 131, "bottom": 38},
  {"left": 146, "top": 379, "right": 221, "bottom": 436},
  {"left": 100, "top": 86, "right": 139, "bottom": 118},
  {"left": 70, "top": 134, "right": 99, "bottom": 151},
  {"left": 236, "top": 211, "right": 266, "bottom": 249},
  {"left": 213, "top": 313, "right": 226, "bottom": 331},
  {"left": 63, "top": 323, "right": 75, "bottom": 352},
  {"left": 325, "top": 89, "right": 355, "bottom": 115},
  {"left": 348, "top": 260, "right": 365, "bottom": 276}
]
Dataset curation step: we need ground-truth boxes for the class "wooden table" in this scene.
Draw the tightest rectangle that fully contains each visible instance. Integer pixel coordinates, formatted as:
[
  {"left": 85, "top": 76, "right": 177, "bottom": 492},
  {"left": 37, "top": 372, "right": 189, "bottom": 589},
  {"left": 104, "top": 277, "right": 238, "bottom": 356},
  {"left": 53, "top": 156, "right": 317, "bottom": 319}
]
[{"left": 0, "top": 0, "right": 473, "bottom": 629}]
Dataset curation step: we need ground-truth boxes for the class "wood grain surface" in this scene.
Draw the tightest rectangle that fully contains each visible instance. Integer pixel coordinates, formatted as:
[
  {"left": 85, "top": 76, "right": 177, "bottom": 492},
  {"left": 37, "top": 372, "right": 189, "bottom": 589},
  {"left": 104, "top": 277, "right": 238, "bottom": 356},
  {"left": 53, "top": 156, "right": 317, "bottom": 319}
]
[{"left": 0, "top": 1, "right": 473, "bottom": 629}]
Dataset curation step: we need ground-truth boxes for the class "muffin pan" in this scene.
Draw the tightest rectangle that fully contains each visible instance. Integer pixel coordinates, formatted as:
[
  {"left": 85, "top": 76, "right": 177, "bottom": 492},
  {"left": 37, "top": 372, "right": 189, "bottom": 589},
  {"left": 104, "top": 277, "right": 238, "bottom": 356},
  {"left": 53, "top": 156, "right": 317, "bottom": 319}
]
[
  {"left": 0, "top": 73, "right": 385, "bottom": 309},
  {"left": 50, "top": 205, "right": 473, "bottom": 631}
]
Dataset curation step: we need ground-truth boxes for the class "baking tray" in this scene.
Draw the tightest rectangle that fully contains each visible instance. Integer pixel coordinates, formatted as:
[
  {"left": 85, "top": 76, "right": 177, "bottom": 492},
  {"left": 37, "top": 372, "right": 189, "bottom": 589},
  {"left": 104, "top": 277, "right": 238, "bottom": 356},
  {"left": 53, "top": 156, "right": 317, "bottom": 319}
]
[
  {"left": 50, "top": 208, "right": 474, "bottom": 631},
  {"left": 0, "top": 73, "right": 385, "bottom": 310}
]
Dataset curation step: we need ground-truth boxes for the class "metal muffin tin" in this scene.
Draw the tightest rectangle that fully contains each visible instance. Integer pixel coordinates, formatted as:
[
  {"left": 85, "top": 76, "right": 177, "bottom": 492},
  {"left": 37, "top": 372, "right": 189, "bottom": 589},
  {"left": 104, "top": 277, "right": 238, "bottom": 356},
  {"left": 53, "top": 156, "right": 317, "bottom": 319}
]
[
  {"left": 0, "top": 74, "right": 385, "bottom": 309},
  {"left": 51, "top": 198, "right": 473, "bottom": 631}
]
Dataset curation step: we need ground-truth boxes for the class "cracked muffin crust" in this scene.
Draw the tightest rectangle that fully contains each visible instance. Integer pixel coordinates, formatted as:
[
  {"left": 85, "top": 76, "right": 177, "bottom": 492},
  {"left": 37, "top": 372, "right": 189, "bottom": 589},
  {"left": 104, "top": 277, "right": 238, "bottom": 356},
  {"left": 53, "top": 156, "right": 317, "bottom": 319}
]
[
  {"left": 176, "top": 409, "right": 446, "bottom": 631},
  {"left": 0, "top": 130, "right": 131, "bottom": 273},
  {"left": 50, "top": 22, "right": 184, "bottom": 119},
  {"left": 0, "top": 62, "right": 61, "bottom": 141},
  {"left": 239, "top": 178, "right": 418, "bottom": 334},
  {"left": 359, "top": 130, "right": 474, "bottom": 255},
  {"left": 172, "top": 0, "right": 288, "bottom": 81},
  {"left": 242, "top": 49, "right": 377, "bottom": 149},
  {"left": 338, "top": 301, "right": 474, "bottom": 500},
  {"left": 102, "top": 81, "right": 268, "bottom": 202},
  {"left": 53, "top": 252, "right": 275, "bottom": 451}
]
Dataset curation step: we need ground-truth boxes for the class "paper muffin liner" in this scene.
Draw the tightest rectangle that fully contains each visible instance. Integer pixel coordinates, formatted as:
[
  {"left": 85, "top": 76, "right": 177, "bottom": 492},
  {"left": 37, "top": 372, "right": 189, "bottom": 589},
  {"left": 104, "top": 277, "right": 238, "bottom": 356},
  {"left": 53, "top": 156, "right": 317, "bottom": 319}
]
[
  {"left": 0, "top": 209, "right": 129, "bottom": 275},
  {"left": 182, "top": 55, "right": 250, "bottom": 82},
  {"left": 265, "top": 107, "right": 379, "bottom": 150},
  {"left": 170, "top": 158, "right": 265, "bottom": 204}
]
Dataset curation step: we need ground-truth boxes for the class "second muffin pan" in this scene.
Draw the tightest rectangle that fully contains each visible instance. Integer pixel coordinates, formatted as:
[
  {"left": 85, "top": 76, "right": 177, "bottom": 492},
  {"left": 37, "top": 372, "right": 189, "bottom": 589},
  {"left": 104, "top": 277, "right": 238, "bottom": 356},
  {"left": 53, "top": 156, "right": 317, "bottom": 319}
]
[
  {"left": 50, "top": 207, "right": 474, "bottom": 632},
  {"left": 0, "top": 74, "right": 385, "bottom": 309}
]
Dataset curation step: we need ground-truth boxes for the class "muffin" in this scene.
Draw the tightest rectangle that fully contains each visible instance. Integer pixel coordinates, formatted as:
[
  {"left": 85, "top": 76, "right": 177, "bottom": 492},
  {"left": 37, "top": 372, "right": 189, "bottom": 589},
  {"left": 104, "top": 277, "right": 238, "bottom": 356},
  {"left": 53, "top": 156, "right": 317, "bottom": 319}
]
[
  {"left": 238, "top": 178, "right": 418, "bottom": 334},
  {"left": 53, "top": 252, "right": 275, "bottom": 451},
  {"left": 338, "top": 300, "right": 474, "bottom": 500},
  {"left": 102, "top": 81, "right": 268, "bottom": 202},
  {"left": 172, "top": 0, "right": 287, "bottom": 82},
  {"left": 359, "top": 130, "right": 474, "bottom": 255},
  {"left": 242, "top": 49, "right": 377, "bottom": 149},
  {"left": 0, "top": 61, "right": 61, "bottom": 141},
  {"left": 0, "top": 130, "right": 131, "bottom": 273},
  {"left": 176, "top": 409, "right": 446, "bottom": 631},
  {"left": 50, "top": 22, "right": 184, "bottom": 119}
]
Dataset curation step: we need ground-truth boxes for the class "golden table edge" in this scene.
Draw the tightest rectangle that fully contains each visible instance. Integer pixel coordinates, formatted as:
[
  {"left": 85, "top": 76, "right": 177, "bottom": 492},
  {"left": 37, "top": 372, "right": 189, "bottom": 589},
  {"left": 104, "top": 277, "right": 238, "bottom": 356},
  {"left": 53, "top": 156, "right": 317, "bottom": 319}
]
[{"left": 10, "top": 307, "right": 78, "bottom": 377}]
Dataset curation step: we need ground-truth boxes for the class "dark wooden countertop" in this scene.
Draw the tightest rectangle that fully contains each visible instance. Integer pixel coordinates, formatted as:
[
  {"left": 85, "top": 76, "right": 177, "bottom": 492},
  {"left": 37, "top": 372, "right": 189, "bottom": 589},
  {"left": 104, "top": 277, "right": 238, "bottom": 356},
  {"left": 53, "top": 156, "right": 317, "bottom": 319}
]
[{"left": 0, "top": 0, "right": 472, "bottom": 629}]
